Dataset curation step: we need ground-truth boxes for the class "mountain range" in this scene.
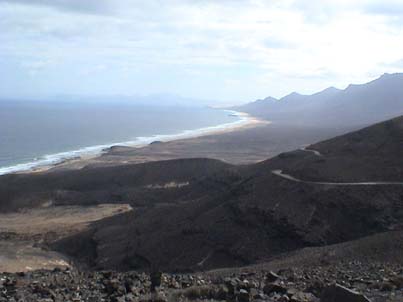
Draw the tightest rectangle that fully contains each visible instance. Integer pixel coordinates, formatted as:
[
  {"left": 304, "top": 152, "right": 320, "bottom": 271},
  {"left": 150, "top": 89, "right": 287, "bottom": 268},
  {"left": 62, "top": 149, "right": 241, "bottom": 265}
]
[{"left": 233, "top": 73, "right": 403, "bottom": 129}]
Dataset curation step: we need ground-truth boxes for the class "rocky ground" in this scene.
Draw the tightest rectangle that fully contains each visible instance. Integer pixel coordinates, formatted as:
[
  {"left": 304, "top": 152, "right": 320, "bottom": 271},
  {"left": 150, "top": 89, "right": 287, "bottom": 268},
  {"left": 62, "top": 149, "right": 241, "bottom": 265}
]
[{"left": 1, "top": 261, "right": 402, "bottom": 302}]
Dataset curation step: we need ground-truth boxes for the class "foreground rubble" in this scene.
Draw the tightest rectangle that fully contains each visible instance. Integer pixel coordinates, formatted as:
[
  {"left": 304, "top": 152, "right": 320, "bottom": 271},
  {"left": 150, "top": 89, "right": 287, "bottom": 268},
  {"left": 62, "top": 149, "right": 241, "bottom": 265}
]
[{"left": 1, "top": 261, "right": 402, "bottom": 302}]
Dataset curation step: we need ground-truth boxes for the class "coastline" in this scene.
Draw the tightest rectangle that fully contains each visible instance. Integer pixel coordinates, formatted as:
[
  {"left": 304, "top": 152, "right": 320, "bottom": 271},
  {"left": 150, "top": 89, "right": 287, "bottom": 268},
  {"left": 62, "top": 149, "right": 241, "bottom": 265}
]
[{"left": 0, "top": 111, "right": 267, "bottom": 176}]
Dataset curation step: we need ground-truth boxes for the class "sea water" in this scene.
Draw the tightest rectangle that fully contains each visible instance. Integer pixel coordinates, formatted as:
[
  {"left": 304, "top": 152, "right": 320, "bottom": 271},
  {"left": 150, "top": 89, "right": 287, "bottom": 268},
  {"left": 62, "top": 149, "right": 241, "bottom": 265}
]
[{"left": 0, "top": 100, "right": 246, "bottom": 175}]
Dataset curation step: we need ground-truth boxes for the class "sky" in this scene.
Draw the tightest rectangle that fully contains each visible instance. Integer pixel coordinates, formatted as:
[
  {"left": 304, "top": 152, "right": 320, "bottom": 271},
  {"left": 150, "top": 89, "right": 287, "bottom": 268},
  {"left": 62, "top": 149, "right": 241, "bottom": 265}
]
[{"left": 1, "top": 0, "right": 403, "bottom": 105}]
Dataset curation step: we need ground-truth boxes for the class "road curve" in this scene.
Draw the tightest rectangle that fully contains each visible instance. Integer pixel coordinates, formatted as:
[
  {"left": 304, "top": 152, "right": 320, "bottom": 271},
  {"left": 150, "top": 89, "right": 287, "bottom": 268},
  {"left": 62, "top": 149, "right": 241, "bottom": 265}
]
[
  {"left": 276, "top": 147, "right": 403, "bottom": 186},
  {"left": 300, "top": 147, "right": 323, "bottom": 157},
  {"left": 271, "top": 169, "right": 403, "bottom": 186}
]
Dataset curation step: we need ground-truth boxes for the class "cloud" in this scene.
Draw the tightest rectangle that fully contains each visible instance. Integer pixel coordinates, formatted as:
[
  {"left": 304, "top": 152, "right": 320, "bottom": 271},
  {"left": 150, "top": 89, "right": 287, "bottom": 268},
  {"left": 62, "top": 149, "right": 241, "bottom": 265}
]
[
  {"left": 263, "top": 37, "right": 296, "bottom": 49},
  {"left": 381, "top": 59, "right": 403, "bottom": 72},
  {"left": 365, "top": 0, "right": 403, "bottom": 16},
  {"left": 0, "top": 0, "right": 111, "bottom": 15},
  {"left": 0, "top": 0, "right": 402, "bottom": 102}
]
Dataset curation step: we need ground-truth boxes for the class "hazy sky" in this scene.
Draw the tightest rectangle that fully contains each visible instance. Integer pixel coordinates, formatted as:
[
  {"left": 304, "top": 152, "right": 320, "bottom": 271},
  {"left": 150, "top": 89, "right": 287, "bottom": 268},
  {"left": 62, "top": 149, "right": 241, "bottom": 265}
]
[{"left": 1, "top": 0, "right": 403, "bottom": 105}]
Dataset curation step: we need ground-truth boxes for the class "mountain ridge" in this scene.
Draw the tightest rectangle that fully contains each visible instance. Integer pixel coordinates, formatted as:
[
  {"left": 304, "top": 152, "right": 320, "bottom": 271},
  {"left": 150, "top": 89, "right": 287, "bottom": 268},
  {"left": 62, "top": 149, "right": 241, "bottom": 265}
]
[{"left": 234, "top": 73, "right": 403, "bottom": 128}]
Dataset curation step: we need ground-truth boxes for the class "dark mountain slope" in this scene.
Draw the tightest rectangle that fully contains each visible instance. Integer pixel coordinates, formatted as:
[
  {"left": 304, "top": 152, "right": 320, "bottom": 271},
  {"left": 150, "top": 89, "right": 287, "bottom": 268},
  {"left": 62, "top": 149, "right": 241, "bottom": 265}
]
[
  {"left": 262, "top": 115, "right": 403, "bottom": 182},
  {"left": 234, "top": 73, "right": 403, "bottom": 128},
  {"left": 2, "top": 115, "right": 402, "bottom": 271},
  {"left": 54, "top": 167, "right": 403, "bottom": 272},
  {"left": 50, "top": 116, "right": 403, "bottom": 272},
  {"left": 0, "top": 158, "right": 236, "bottom": 212},
  {"left": 211, "top": 230, "right": 403, "bottom": 277}
]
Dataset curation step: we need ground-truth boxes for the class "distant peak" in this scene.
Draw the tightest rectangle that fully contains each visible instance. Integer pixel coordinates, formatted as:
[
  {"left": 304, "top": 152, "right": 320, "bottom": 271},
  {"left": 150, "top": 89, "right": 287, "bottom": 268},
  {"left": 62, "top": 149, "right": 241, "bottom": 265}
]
[
  {"left": 252, "top": 96, "right": 277, "bottom": 104},
  {"left": 280, "top": 91, "right": 302, "bottom": 101},
  {"left": 284, "top": 91, "right": 301, "bottom": 98},
  {"left": 346, "top": 83, "right": 358, "bottom": 90},
  {"left": 263, "top": 96, "right": 278, "bottom": 102},
  {"left": 378, "top": 72, "right": 403, "bottom": 80},
  {"left": 348, "top": 72, "right": 403, "bottom": 90},
  {"left": 381, "top": 72, "right": 391, "bottom": 78},
  {"left": 314, "top": 86, "right": 341, "bottom": 96},
  {"left": 324, "top": 86, "right": 341, "bottom": 92}
]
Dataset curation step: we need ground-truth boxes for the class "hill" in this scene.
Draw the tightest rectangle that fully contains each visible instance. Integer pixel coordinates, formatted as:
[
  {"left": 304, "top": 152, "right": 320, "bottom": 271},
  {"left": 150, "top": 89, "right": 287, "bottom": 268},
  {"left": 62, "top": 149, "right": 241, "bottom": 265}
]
[
  {"left": 0, "top": 158, "right": 235, "bottom": 213},
  {"left": 0, "top": 115, "right": 397, "bottom": 272},
  {"left": 71, "top": 115, "right": 403, "bottom": 271},
  {"left": 265, "top": 115, "right": 403, "bottom": 182}
]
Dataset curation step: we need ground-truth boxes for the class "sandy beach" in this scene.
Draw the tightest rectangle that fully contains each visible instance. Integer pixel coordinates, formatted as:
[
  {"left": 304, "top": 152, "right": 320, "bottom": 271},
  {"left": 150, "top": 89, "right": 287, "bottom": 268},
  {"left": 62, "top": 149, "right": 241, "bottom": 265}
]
[
  {"left": 19, "top": 112, "right": 270, "bottom": 173},
  {"left": 9, "top": 110, "right": 352, "bottom": 175},
  {"left": 38, "top": 121, "right": 351, "bottom": 174}
]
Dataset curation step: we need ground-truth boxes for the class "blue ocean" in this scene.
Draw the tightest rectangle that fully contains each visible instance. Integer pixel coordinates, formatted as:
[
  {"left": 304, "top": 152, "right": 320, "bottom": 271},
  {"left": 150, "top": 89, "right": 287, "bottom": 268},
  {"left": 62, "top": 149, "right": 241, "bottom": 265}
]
[{"left": 0, "top": 100, "right": 245, "bottom": 175}]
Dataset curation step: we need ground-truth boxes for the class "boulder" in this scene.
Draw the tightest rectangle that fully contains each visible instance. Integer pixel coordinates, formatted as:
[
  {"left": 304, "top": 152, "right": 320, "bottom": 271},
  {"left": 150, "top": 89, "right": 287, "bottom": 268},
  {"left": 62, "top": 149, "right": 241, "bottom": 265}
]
[
  {"left": 150, "top": 271, "right": 162, "bottom": 292},
  {"left": 214, "top": 285, "right": 229, "bottom": 300},
  {"left": 104, "top": 279, "right": 126, "bottom": 296},
  {"left": 279, "top": 295, "right": 290, "bottom": 301},
  {"left": 290, "top": 291, "right": 319, "bottom": 302},
  {"left": 263, "top": 283, "right": 288, "bottom": 295},
  {"left": 391, "top": 275, "right": 403, "bottom": 289},
  {"left": 320, "top": 284, "right": 371, "bottom": 302},
  {"left": 224, "top": 278, "right": 237, "bottom": 297},
  {"left": 237, "top": 289, "right": 250, "bottom": 302},
  {"left": 266, "top": 271, "right": 281, "bottom": 283},
  {"left": 305, "top": 280, "right": 325, "bottom": 297}
]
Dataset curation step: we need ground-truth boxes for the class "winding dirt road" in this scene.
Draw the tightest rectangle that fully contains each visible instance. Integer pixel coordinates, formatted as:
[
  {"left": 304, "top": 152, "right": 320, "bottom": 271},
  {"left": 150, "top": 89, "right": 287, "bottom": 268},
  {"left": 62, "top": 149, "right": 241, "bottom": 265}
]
[
  {"left": 300, "top": 147, "right": 323, "bottom": 157},
  {"left": 272, "top": 147, "right": 403, "bottom": 186},
  {"left": 272, "top": 170, "right": 403, "bottom": 186}
]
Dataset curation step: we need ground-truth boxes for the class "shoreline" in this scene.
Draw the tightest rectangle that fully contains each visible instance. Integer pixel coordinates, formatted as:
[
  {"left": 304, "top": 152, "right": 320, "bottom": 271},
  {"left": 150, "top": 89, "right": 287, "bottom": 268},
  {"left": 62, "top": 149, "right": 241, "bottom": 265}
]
[{"left": 0, "top": 111, "right": 267, "bottom": 176}]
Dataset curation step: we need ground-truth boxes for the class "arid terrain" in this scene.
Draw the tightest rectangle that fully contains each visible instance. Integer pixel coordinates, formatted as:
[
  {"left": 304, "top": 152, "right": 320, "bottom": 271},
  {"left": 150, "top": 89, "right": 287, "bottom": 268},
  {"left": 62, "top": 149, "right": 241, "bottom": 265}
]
[
  {"left": 2, "top": 229, "right": 403, "bottom": 301},
  {"left": 1, "top": 113, "right": 403, "bottom": 301},
  {"left": 0, "top": 204, "right": 131, "bottom": 273},
  {"left": 2, "top": 0, "right": 403, "bottom": 299}
]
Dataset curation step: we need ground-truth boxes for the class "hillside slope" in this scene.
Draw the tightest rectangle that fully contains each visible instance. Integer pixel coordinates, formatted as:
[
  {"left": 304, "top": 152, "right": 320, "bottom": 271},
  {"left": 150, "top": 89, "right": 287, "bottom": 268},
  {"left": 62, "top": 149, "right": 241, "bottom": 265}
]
[
  {"left": 47, "top": 115, "right": 403, "bottom": 272},
  {"left": 1, "top": 115, "right": 402, "bottom": 271},
  {"left": 264, "top": 115, "right": 403, "bottom": 182},
  {"left": 0, "top": 158, "right": 236, "bottom": 212}
]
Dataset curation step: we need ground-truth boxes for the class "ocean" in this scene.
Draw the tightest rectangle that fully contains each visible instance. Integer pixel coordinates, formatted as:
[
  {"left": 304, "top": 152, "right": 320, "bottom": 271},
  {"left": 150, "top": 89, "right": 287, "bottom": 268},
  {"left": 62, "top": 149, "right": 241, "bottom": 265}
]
[{"left": 0, "top": 100, "right": 246, "bottom": 175}]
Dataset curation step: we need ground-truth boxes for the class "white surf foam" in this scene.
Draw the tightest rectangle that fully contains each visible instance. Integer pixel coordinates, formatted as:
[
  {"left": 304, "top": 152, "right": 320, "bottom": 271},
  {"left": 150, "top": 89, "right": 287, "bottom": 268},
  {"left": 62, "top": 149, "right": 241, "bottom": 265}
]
[{"left": 0, "top": 111, "right": 251, "bottom": 176}]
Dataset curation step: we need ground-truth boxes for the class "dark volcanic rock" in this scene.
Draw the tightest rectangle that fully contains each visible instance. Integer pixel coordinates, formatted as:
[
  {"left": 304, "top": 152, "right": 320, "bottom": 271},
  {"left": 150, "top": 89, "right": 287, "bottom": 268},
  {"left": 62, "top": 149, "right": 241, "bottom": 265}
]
[
  {"left": 263, "top": 282, "right": 288, "bottom": 295},
  {"left": 391, "top": 275, "right": 403, "bottom": 289},
  {"left": 237, "top": 288, "right": 250, "bottom": 302},
  {"left": 320, "top": 284, "right": 371, "bottom": 302},
  {"left": 0, "top": 261, "right": 402, "bottom": 302},
  {"left": 266, "top": 271, "right": 281, "bottom": 282}
]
